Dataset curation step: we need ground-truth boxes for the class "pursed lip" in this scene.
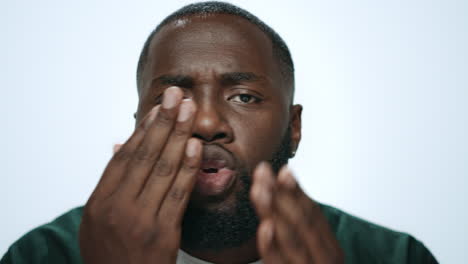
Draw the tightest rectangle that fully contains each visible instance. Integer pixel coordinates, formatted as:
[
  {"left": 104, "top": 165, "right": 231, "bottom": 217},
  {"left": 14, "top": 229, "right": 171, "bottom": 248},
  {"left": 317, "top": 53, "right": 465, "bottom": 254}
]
[
  {"left": 194, "top": 144, "right": 238, "bottom": 197},
  {"left": 199, "top": 144, "right": 236, "bottom": 171}
]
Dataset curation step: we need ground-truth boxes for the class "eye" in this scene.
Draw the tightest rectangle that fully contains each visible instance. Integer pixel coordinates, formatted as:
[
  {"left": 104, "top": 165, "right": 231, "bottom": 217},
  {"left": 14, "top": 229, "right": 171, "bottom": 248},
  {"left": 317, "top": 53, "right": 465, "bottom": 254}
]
[
  {"left": 229, "top": 94, "right": 261, "bottom": 104},
  {"left": 154, "top": 95, "right": 163, "bottom": 105}
]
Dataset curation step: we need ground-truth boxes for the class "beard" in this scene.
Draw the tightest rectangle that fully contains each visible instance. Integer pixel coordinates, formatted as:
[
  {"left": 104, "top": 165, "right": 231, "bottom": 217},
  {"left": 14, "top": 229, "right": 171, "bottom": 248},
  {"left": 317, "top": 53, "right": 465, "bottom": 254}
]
[{"left": 181, "top": 127, "right": 292, "bottom": 251}]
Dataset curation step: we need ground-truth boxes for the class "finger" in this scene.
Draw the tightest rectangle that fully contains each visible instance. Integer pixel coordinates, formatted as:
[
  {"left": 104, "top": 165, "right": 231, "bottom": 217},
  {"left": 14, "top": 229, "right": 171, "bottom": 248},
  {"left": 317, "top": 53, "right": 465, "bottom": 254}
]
[
  {"left": 276, "top": 166, "right": 341, "bottom": 263},
  {"left": 277, "top": 165, "right": 300, "bottom": 194},
  {"left": 302, "top": 209, "right": 343, "bottom": 264},
  {"left": 88, "top": 105, "right": 160, "bottom": 201},
  {"left": 139, "top": 99, "right": 197, "bottom": 211},
  {"left": 116, "top": 86, "right": 184, "bottom": 200},
  {"left": 113, "top": 144, "right": 122, "bottom": 154},
  {"left": 258, "top": 219, "right": 284, "bottom": 264},
  {"left": 273, "top": 214, "right": 311, "bottom": 264},
  {"left": 273, "top": 172, "right": 312, "bottom": 264},
  {"left": 157, "top": 138, "right": 202, "bottom": 227},
  {"left": 250, "top": 162, "right": 275, "bottom": 219},
  {"left": 275, "top": 166, "right": 309, "bottom": 225}
]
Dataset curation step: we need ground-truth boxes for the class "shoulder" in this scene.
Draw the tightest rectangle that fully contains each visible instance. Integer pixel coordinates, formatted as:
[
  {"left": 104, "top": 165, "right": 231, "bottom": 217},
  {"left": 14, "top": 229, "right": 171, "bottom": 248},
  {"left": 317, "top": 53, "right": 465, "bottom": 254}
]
[
  {"left": 318, "top": 202, "right": 438, "bottom": 264},
  {"left": 1, "top": 206, "right": 84, "bottom": 264}
]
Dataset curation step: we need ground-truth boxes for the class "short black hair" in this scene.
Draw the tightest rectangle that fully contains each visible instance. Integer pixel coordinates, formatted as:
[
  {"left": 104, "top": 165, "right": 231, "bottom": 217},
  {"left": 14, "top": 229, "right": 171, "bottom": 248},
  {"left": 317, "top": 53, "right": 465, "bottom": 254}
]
[{"left": 136, "top": 1, "right": 295, "bottom": 97}]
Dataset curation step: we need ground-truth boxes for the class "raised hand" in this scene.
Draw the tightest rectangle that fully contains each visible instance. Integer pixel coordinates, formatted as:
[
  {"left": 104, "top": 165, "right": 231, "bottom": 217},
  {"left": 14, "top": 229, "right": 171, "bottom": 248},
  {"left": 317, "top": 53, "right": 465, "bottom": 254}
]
[
  {"left": 251, "top": 163, "right": 345, "bottom": 264},
  {"left": 79, "top": 87, "right": 201, "bottom": 264}
]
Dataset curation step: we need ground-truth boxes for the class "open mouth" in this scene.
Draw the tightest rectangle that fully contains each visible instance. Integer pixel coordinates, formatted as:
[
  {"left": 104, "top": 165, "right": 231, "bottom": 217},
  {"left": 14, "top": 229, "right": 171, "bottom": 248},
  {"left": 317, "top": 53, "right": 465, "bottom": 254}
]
[
  {"left": 199, "top": 159, "right": 227, "bottom": 173},
  {"left": 201, "top": 168, "right": 219, "bottom": 173},
  {"left": 196, "top": 164, "right": 235, "bottom": 196},
  {"left": 194, "top": 145, "right": 237, "bottom": 197}
]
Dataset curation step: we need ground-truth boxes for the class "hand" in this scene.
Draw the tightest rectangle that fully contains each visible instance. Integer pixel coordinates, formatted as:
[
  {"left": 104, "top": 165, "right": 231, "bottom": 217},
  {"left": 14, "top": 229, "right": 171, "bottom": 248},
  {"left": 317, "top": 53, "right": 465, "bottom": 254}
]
[
  {"left": 79, "top": 87, "right": 201, "bottom": 264},
  {"left": 250, "top": 163, "right": 345, "bottom": 264}
]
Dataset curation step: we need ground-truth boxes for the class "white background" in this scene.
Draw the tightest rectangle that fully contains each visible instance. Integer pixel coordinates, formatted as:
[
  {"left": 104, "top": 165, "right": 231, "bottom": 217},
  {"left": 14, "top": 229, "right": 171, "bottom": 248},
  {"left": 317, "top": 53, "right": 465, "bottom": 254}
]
[{"left": 2, "top": 0, "right": 467, "bottom": 263}]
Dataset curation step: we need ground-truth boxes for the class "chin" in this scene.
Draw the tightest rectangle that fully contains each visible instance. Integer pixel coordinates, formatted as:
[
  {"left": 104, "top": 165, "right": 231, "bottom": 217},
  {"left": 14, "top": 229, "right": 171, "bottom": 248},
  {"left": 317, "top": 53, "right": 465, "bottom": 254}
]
[
  {"left": 189, "top": 172, "right": 245, "bottom": 212},
  {"left": 181, "top": 170, "right": 258, "bottom": 251}
]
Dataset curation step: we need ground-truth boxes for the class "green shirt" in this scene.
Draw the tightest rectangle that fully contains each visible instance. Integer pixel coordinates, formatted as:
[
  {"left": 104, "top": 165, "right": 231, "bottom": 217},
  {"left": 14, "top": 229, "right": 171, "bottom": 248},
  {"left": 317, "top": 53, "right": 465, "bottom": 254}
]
[{"left": 0, "top": 203, "right": 438, "bottom": 264}]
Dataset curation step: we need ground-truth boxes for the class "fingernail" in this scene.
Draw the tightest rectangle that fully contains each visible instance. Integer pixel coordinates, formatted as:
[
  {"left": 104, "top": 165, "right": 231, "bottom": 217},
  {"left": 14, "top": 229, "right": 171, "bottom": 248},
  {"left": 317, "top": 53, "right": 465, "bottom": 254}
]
[
  {"left": 280, "top": 167, "right": 296, "bottom": 189},
  {"left": 162, "top": 87, "right": 181, "bottom": 109},
  {"left": 257, "top": 161, "right": 269, "bottom": 172},
  {"left": 186, "top": 138, "right": 200, "bottom": 157},
  {"left": 177, "top": 100, "right": 194, "bottom": 122},
  {"left": 255, "top": 162, "right": 270, "bottom": 180},
  {"left": 144, "top": 105, "right": 160, "bottom": 129}
]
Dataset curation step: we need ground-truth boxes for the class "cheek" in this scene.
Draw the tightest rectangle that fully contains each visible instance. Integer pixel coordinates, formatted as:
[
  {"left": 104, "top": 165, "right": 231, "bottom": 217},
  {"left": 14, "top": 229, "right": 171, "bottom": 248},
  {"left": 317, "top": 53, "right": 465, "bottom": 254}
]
[{"left": 230, "top": 111, "right": 286, "bottom": 168}]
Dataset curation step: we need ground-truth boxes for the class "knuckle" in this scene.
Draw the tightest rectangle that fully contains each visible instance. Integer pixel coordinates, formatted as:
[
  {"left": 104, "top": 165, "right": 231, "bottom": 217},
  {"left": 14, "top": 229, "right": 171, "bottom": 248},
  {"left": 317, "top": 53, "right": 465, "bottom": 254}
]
[
  {"left": 156, "top": 109, "right": 174, "bottom": 126},
  {"left": 132, "top": 146, "right": 154, "bottom": 162},
  {"left": 105, "top": 206, "right": 124, "bottom": 228},
  {"left": 113, "top": 149, "right": 132, "bottom": 162},
  {"left": 172, "top": 125, "right": 189, "bottom": 138},
  {"left": 103, "top": 202, "right": 133, "bottom": 227},
  {"left": 128, "top": 222, "right": 154, "bottom": 242},
  {"left": 182, "top": 157, "right": 199, "bottom": 172},
  {"left": 153, "top": 158, "right": 176, "bottom": 177},
  {"left": 168, "top": 187, "right": 187, "bottom": 202},
  {"left": 137, "top": 196, "right": 152, "bottom": 209}
]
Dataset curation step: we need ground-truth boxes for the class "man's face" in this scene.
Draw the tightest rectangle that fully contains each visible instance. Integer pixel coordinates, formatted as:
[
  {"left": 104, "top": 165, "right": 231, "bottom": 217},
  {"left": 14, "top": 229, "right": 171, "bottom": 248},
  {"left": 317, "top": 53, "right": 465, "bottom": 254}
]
[{"left": 136, "top": 14, "right": 302, "bottom": 249}]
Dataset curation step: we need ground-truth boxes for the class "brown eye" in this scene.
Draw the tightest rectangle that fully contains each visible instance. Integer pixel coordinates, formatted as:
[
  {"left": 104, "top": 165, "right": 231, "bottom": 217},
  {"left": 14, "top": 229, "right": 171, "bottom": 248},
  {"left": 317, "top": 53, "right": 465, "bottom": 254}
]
[
  {"left": 155, "top": 95, "right": 163, "bottom": 105},
  {"left": 229, "top": 94, "right": 260, "bottom": 104}
]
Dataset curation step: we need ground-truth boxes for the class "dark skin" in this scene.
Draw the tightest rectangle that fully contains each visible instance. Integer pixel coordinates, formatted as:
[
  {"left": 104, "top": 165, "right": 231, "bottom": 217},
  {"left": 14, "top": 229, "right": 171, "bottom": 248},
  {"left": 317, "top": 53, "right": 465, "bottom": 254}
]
[{"left": 79, "top": 14, "right": 344, "bottom": 264}]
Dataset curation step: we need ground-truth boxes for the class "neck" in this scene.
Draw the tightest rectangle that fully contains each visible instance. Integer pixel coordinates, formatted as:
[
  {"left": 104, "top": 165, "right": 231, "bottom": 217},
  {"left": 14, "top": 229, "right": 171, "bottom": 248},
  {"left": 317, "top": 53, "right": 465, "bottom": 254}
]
[{"left": 181, "top": 236, "right": 259, "bottom": 264}]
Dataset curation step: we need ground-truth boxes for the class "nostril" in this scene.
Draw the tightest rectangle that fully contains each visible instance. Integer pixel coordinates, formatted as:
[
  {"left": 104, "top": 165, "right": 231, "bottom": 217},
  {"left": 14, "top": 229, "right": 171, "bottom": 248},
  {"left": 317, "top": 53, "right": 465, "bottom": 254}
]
[
  {"left": 192, "top": 133, "right": 205, "bottom": 141},
  {"left": 212, "top": 132, "right": 227, "bottom": 141},
  {"left": 191, "top": 132, "right": 227, "bottom": 142}
]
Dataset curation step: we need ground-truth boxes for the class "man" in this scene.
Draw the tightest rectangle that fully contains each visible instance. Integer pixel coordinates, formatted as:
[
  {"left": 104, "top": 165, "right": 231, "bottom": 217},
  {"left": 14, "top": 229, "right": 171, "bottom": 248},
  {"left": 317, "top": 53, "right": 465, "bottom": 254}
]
[{"left": 1, "top": 2, "right": 438, "bottom": 264}]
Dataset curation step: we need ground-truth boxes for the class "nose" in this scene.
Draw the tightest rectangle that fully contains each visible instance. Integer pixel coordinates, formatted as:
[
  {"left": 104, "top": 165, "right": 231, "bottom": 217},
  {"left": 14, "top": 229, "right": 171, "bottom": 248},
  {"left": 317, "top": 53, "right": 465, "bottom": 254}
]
[{"left": 191, "top": 100, "right": 233, "bottom": 144}]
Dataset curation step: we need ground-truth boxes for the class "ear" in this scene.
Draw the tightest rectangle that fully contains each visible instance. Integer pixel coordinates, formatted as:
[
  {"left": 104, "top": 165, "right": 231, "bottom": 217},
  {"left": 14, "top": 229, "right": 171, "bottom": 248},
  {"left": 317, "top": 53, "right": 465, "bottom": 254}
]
[{"left": 289, "top": 104, "right": 303, "bottom": 157}]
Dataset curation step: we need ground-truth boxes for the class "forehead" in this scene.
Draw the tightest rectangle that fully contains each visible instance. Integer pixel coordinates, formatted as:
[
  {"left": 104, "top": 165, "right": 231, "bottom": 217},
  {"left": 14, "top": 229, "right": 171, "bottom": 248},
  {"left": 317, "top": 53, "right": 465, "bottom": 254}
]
[{"left": 143, "top": 14, "right": 281, "bottom": 86}]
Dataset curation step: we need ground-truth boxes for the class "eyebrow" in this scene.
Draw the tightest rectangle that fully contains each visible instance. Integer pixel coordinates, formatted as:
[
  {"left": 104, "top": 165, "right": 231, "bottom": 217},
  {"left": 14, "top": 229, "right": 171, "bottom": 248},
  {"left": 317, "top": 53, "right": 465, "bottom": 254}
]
[
  {"left": 150, "top": 72, "right": 266, "bottom": 88},
  {"left": 220, "top": 72, "right": 265, "bottom": 85},
  {"left": 151, "top": 74, "right": 194, "bottom": 88}
]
